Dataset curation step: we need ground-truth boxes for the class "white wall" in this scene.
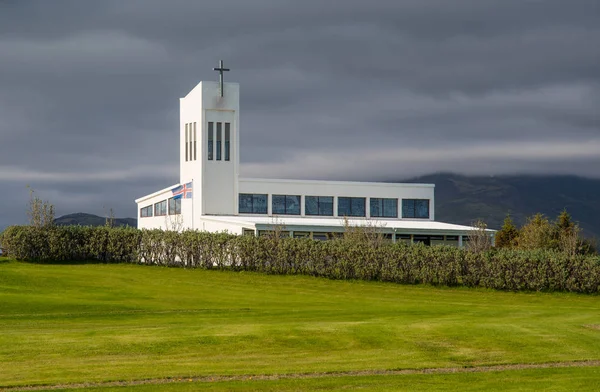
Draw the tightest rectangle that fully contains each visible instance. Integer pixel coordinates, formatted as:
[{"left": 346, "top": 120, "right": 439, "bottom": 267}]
[{"left": 238, "top": 178, "right": 436, "bottom": 220}]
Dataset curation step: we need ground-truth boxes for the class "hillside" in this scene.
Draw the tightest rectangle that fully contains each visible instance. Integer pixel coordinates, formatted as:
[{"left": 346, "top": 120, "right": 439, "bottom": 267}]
[
  {"left": 406, "top": 173, "right": 600, "bottom": 237},
  {"left": 54, "top": 212, "right": 137, "bottom": 228}
]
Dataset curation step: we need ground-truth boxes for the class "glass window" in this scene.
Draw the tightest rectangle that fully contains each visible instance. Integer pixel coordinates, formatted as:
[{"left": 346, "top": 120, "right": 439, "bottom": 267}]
[
  {"left": 216, "top": 122, "right": 222, "bottom": 160},
  {"left": 320, "top": 197, "right": 334, "bottom": 216},
  {"left": 189, "top": 123, "right": 193, "bottom": 162},
  {"left": 254, "top": 194, "right": 267, "bottom": 214},
  {"left": 312, "top": 232, "right": 329, "bottom": 241},
  {"left": 415, "top": 199, "right": 429, "bottom": 218},
  {"left": 193, "top": 122, "right": 197, "bottom": 161},
  {"left": 305, "top": 196, "right": 318, "bottom": 215},
  {"left": 402, "top": 199, "right": 429, "bottom": 219},
  {"left": 413, "top": 235, "right": 430, "bottom": 244},
  {"left": 305, "top": 196, "right": 334, "bottom": 216},
  {"left": 208, "top": 122, "right": 214, "bottom": 160},
  {"left": 239, "top": 194, "right": 253, "bottom": 213},
  {"left": 351, "top": 198, "right": 365, "bottom": 216},
  {"left": 370, "top": 198, "right": 398, "bottom": 218},
  {"left": 338, "top": 197, "right": 350, "bottom": 216},
  {"left": 383, "top": 199, "right": 397, "bottom": 217},
  {"left": 140, "top": 206, "right": 153, "bottom": 218},
  {"left": 154, "top": 200, "right": 167, "bottom": 216},
  {"left": 338, "top": 197, "right": 366, "bottom": 217},
  {"left": 402, "top": 199, "right": 414, "bottom": 218},
  {"left": 239, "top": 193, "right": 268, "bottom": 214},
  {"left": 272, "top": 194, "right": 300, "bottom": 215},
  {"left": 286, "top": 195, "right": 300, "bottom": 215},
  {"left": 168, "top": 197, "right": 181, "bottom": 215},
  {"left": 272, "top": 195, "right": 285, "bottom": 215},
  {"left": 225, "top": 122, "right": 230, "bottom": 161},
  {"left": 185, "top": 123, "right": 188, "bottom": 162}
]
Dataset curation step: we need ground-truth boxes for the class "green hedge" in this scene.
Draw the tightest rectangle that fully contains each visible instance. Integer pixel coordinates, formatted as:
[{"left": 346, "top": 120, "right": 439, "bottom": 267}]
[{"left": 1, "top": 225, "right": 599, "bottom": 293}]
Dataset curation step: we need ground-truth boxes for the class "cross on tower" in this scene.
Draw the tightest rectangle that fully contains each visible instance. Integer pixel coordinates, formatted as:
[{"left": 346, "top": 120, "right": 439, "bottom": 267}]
[{"left": 213, "top": 60, "right": 230, "bottom": 97}]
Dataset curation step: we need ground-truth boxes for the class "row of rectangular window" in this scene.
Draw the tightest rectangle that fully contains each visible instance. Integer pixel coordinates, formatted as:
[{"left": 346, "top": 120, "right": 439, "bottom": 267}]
[
  {"left": 184, "top": 123, "right": 197, "bottom": 162},
  {"left": 140, "top": 197, "right": 181, "bottom": 218},
  {"left": 208, "top": 122, "right": 231, "bottom": 161},
  {"left": 238, "top": 194, "right": 429, "bottom": 218}
]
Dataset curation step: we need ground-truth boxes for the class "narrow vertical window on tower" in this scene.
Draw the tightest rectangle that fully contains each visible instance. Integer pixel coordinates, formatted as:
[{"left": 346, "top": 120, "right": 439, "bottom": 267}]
[
  {"left": 216, "top": 122, "right": 222, "bottom": 160},
  {"left": 225, "top": 122, "right": 230, "bottom": 161},
  {"left": 208, "top": 122, "right": 214, "bottom": 160},
  {"left": 185, "top": 123, "right": 189, "bottom": 162},
  {"left": 193, "top": 122, "right": 197, "bottom": 161},
  {"left": 188, "top": 123, "right": 193, "bottom": 161}
]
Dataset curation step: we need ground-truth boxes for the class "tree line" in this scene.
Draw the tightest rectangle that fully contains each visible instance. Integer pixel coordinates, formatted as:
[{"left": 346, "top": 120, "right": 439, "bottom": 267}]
[{"left": 494, "top": 210, "right": 596, "bottom": 256}]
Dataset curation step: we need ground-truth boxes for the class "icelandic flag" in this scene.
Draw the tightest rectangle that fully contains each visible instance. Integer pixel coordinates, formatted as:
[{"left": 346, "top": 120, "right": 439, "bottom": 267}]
[{"left": 172, "top": 182, "right": 193, "bottom": 199}]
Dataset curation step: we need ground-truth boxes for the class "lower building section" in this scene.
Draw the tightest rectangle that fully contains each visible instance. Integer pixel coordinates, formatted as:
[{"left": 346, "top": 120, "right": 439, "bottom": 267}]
[{"left": 197, "top": 215, "right": 493, "bottom": 248}]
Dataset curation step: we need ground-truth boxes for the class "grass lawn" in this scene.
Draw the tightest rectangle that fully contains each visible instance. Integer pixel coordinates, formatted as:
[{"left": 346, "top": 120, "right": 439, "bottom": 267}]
[{"left": 1, "top": 257, "right": 599, "bottom": 390}]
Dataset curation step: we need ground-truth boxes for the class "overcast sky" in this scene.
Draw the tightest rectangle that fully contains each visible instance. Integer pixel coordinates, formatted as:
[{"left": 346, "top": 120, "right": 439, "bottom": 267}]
[{"left": 0, "top": 0, "right": 599, "bottom": 225}]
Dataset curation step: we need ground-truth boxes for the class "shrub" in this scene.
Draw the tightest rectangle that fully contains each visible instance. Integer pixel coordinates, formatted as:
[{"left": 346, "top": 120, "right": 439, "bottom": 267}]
[
  {"left": 495, "top": 214, "right": 519, "bottom": 248},
  {"left": 1, "top": 225, "right": 598, "bottom": 294}
]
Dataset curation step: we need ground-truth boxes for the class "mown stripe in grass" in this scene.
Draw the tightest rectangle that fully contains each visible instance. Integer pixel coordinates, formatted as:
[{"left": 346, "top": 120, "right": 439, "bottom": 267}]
[
  {"left": 0, "top": 308, "right": 253, "bottom": 320},
  {"left": 3, "top": 360, "right": 599, "bottom": 391}
]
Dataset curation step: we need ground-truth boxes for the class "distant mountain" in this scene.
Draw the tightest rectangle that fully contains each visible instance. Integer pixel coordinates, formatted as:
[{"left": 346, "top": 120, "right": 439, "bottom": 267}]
[
  {"left": 54, "top": 213, "right": 137, "bottom": 228},
  {"left": 405, "top": 173, "right": 600, "bottom": 238}
]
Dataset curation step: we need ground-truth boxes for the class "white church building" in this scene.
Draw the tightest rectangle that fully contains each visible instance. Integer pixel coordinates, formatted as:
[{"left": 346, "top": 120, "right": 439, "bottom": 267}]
[{"left": 135, "top": 62, "right": 492, "bottom": 247}]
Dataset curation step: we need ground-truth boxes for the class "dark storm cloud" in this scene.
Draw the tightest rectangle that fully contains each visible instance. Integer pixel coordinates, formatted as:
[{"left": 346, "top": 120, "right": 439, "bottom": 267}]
[{"left": 0, "top": 0, "right": 599, "bottom": 226}]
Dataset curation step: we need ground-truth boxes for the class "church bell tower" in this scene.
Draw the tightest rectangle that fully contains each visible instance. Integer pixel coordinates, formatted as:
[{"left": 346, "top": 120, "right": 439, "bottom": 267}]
[{"left": 179, "top": 61, "right": 240, "bottom": 220}]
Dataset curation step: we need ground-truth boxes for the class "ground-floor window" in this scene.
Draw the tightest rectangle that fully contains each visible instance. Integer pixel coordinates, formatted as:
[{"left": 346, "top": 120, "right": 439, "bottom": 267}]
[
  {"left": 140, "top": 205, "right": 153, "bottom": 218},
  {"left": 154, "top": 200, "right": 167, "bottom": 216},
  {"left": 168, "top": 197, "right": 181, "bottom": 215},
  {"left": 312, "top": 232, "right": 329, "bottom": 241},
  {"left": 258, "top": 230, "right": 290, "bottom": 238},
  {"left": 293, "top": 232, "right": 311, "bottom": 239}
]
